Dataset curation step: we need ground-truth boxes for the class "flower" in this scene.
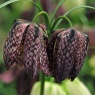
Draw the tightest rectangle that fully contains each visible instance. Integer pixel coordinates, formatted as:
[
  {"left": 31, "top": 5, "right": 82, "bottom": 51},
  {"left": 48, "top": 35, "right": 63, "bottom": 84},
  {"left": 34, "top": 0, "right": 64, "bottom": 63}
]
[
  {"left": 3, "top": 19, "right": 30, "bottom": 70},
  {"left": 3, "top": 19, "right": 89, "bottom": 83},
  {"left": 3, "top": 19, "right": 51, "bottom": 79},
  {"left": 48, "top": 28, "right": 89, "bottom": 83}
]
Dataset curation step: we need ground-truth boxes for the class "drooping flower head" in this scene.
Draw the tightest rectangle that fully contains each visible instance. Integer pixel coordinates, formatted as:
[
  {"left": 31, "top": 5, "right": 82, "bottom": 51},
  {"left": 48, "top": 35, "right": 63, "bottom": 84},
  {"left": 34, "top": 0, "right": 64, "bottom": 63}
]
[
  {"left": 3, "top": 19, "right": 30, "bottom": 70},
  {"left": 3, "top": 19, "right": 51, "bottom": 79},
  {"left": 48, "top": 29, "right": 89, "bottom": 83},
  {"left": 3, "top": 19, "right": 89, "bottom": 83},
  {"left": 23, "top": 23, "right": 51, "bottom": 78}
]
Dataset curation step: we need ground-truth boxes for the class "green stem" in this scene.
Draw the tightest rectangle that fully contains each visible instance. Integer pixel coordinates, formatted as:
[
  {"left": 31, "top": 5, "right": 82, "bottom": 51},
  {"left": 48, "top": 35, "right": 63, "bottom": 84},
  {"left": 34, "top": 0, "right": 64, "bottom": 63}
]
[
  {"left": 32, "top": 11, "right": 50, "bottom": 31},
  {"left": 50, "top": 0, "right": 65, "bottom": 26},
  {"left": 64, "top": 6, "right": 95, "bottom": 16},
  {"left": 51, "top": 5, "right": 95, "bottom": 32},
  {"left": 40, "top": 72, "right": 45, "bottom": 95},
  {"left": 50, "top": 16, "right": 72, "bottom": 32},
  {"left": 0, "top": 0, "right": 42, "bottom": 11}
]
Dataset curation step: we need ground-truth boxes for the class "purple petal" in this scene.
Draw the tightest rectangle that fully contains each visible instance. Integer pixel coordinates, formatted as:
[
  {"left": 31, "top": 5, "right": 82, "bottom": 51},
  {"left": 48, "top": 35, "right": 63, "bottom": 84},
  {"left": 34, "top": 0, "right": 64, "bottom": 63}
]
[
  {"left": 69, "top": 30, "right": 89, "bottom": 81},
  {"left": 49, "top": 29, "right": 89, "bottom": 83},
  {"left": 3, "top": 19, "right": 30, "bottom": 70},
  {"left": 23, "top": 24, "right": 51, "bottom": 79}
]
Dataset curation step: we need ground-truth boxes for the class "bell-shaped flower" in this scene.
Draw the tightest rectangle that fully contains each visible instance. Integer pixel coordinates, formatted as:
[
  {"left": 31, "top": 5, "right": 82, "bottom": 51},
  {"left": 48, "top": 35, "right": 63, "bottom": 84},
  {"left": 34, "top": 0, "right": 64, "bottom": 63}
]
[
  {"left": 3, "top": 19, "right": 51, "bottom": 79},
  {"left": 3, "top": 19, "right": 30, "bottom": 69},
  {"left": 48, "top": 29, "right": 89, "bottom": 83},
  {"left": 3, "top": 19, "right": 89, "bottom": 82}
]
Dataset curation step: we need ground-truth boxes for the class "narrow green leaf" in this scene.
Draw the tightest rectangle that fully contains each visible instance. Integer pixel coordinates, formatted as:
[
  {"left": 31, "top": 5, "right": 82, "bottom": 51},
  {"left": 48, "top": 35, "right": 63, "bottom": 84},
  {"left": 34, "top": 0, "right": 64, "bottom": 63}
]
[
  {"left": 50, "top": 0, "right": 65, "bottom": 26},
  {"left": 64, "top": 6, "right": 95, "bottom": 16},
  {"left": 50, "top": 16, "right": 72, "bottom": 32},
  {"left": 52, "top": 5, "right": 95, "bottom": 31},
  {"left": 28, "top": 0, "right": 42, "bottom": 11},
  {"left": 0, "top": 0, "right": 18, "bottom": 8},
  {"left": 0, "top": 0, "right": 42, "bottom": 11},
  {"left": 32, "top": 11, "right": 50, "bottom": 31}
]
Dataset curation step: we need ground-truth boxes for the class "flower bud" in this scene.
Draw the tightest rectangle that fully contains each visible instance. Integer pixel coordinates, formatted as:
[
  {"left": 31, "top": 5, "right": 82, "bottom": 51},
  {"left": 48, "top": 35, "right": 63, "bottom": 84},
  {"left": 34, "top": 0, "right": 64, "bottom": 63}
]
[
  {"left": 30, "top": 82, "right": 66, "bottom": 95},
  {"left": 62, "top": 78, "right": 91, "bottom": 95}
]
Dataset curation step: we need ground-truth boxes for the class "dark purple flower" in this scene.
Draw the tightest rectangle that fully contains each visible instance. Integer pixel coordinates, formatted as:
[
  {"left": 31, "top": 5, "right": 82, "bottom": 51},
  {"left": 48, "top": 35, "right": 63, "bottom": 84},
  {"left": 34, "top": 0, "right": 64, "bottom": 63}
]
[
  {"left": 23, "top": 24, "right": 51, "bottom": 78},
  {"left": 3, "top": 19, "right": 51, "bottom": 79},
  {"left": 48, "top": 29, "right": 89, "bottom": 83},
  {"left": 3, "top": 19, "right": 30, "bottom": 70},
  {"left": 3, "top": 19, "right": 89, "bottom": 82}
]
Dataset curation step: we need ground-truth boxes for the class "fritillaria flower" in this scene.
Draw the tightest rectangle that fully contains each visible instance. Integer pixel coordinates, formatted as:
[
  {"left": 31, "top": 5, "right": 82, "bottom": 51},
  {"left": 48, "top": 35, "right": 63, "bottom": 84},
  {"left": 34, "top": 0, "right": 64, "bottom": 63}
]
[
  {"left": 3, "top": 19, "right": 51, "bottom": 79},
  {"left": 3, "top": 19, "right": 30, "bottom": 69},
  {"left": 3, "top": 19, "right": 89, "bottom": 83},
  {"left": 48, "top": 29, "right": 89, "bottom": 83}
]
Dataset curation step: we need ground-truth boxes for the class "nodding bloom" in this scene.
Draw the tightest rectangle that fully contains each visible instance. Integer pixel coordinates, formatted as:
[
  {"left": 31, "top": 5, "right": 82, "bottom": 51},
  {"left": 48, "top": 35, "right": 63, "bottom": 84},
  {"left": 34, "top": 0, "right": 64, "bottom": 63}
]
[
  {"left": 48, "top": 29, "right": 89, "bottom": 83},
  {"left": 3, "top": 19, "right": 51, "bottom": 79},
  {"left": 3, "top": 19, "right": 89, "bottom": 83}
]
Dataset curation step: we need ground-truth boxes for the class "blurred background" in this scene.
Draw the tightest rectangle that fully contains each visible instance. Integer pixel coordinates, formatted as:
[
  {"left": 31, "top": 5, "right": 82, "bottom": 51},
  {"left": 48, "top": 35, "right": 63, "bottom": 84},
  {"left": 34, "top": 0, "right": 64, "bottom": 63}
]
[{"left": 0, "top": 0, "right": 95, "bottom": 95}]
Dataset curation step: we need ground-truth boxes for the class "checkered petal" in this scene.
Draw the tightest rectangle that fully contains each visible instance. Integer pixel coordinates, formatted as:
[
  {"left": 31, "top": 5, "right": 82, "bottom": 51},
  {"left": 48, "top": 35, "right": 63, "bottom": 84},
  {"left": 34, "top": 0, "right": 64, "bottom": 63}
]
[
  {"left": 49, "top": 29, "right": 89, "bottom": 83},
  {"left": 23, "top": 24, "right": 51, "bottom": 79},
  {"left": 3, "top": 19, "right": 30, "bottom": 70},
  {"left": 38, "top": 25, "right": 51, "bottom": 76},
  {"left": 69, "top": 30, "right": 89, "bottom": 81},
  {"left": 48, "top": 29, "right": 63, "bottom": 75}
]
